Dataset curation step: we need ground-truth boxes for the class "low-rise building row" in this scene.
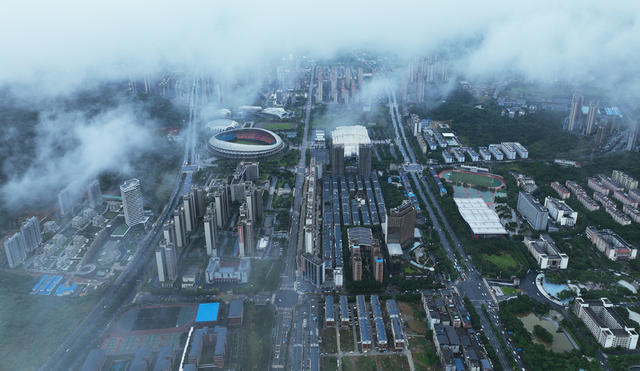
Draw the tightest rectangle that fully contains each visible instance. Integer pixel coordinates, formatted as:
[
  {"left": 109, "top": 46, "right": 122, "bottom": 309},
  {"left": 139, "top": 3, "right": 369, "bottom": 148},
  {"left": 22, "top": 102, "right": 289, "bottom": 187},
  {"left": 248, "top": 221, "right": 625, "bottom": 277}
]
[
  {"left": 551, "top": 181, "right": 570, "bottom": 199},
  {"left": 586, "top": 226, "right": 637, "bottom": 261}
]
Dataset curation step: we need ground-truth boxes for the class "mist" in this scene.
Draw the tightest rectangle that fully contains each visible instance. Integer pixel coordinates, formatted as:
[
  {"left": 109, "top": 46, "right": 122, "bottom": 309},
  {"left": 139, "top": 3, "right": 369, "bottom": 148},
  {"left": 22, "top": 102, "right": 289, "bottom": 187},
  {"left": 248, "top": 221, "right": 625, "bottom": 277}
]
[{"left": 2, "top": 0, "right": 640, "bottom": 214}]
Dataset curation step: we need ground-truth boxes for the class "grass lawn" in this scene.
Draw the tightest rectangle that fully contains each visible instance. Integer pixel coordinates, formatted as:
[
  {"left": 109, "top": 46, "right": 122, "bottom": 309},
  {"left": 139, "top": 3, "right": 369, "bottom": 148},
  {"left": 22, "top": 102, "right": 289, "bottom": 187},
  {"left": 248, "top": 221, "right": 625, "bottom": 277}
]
[
  {"left": 501, "top": 286, "right": 518, "bottom": 295},
  {"left": 321, "top": 356, "right": 338, "bottom": 371},
  {"left": 342, "top": 355, "right": 410, "bottom": 371},
  {"left": 257, "top": 122, "right": 297, "bottom": 130},
  {"left": 339, "top": 328, "right": 354, "bottom": 352},
  {"left": 482, "top": 253, "right": 518, "bottom": 270},
  {"left": 410, "top": 336, "right": 440, "bottom": 370},
  {"left": 320, "top": 327, "right": 337, "bottom": 353},
  {"left": 239, "top": 304, "right": 274, "bottom": 370},
  {"left": 0, "top": 271, "right": 100, "bottom": 370}
]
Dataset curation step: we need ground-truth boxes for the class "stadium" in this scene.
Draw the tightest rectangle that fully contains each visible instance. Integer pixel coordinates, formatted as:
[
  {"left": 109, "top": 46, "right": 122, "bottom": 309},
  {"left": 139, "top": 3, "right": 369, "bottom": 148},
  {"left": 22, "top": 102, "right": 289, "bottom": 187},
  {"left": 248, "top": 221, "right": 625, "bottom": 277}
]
[{"left": 207, "top": 127, "right": 285, "bottom": 158}]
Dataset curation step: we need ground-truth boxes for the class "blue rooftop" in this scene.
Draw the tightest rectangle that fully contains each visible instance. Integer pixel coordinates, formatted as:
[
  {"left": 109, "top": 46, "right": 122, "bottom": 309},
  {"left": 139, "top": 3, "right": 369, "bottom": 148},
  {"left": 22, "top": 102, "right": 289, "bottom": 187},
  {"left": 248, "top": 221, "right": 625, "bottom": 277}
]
[{"left": 195, "top": 303, "right": 220, "bottom": 323}]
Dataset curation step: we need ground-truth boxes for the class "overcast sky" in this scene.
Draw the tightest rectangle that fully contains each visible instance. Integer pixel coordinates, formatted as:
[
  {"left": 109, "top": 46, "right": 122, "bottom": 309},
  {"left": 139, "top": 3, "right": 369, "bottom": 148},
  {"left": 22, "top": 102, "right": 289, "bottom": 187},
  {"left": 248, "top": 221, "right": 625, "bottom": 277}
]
[
  {"left": 2, "top": 0, "right": 639, "bottom": 97},
  {"left": 2, "top": 0, "right": 639, "bottom": 210}
]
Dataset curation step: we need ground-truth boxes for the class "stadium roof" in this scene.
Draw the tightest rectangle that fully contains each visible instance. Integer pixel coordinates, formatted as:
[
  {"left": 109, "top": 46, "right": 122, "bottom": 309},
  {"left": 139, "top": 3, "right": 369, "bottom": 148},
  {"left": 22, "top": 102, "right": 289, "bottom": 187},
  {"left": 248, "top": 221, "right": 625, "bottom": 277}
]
[
  {"left": 453, "top": 198, "right": 507, "bottom": 235},
  {"left": 195, "top": 302, "right": 220, "bottom": 323}
]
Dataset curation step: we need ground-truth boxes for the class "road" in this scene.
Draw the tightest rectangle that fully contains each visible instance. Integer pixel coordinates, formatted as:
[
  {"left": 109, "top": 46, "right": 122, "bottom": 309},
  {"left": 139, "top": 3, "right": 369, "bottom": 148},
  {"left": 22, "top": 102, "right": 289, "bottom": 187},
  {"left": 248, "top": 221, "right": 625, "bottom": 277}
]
[
  {"left": 40, "top": 77, "right": 201, "bottom": 371},
  {"left": 270, "top": 65, "right": 315, "bottom": 370},
  {"left": 386, "top": 86, "right": 518, "bottom": 371}
]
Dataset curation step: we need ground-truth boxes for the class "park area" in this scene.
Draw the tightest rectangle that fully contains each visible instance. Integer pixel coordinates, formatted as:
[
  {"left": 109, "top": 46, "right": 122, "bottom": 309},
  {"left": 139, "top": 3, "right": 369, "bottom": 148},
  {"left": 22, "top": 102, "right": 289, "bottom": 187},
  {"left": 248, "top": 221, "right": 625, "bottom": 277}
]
[{"left": 439, "top": 169, "right": 505, "bottom": 190}]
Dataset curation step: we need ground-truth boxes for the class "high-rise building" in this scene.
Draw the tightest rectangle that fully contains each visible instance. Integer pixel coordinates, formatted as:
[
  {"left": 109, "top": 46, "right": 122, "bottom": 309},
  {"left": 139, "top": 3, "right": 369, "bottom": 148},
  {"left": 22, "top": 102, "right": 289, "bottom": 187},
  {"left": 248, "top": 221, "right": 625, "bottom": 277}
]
[
  {"left": 351, "top": 250, "right": 362, "bottom": 281},
  {"left": 57, "top": 186, "right": 77, "bottom": 216},
  {"left": 183, "top": 193, "right": 196, "bottom": 233},
  {"left": 155, "top": 245, "right": 167, "bottom": 283},
  {"left": 330, "top": 67, "right": 338, "bottom": 103},
  {"left": 371, "top": 245, "right": 384, "bottom": 283},
  {"left": 173, "top": 207, "right": 187, "bottom": 248},
  {"left": 163, "top": 220, "right": 176, "bottom": 245},
  {"left": 156, "top": 240, "right": 178, "bottom": 283},
  {"left": 120, "top": 178, "right": 144, "bottom": 227},
  {"left": 210, "top": 180, "right": 229, "bottom": 228},
  {"left": 192, "top": 186, "right": 207, "bottom": 218},
  {"left": 586, "top": 100, "right": 598, "bottom": 135},
  {"left": 567, "top": 94, "right": 582, "bottom": 132},
  {"left": 384, "top": 201, "right": 416, "bottom": 247},
  {"left": 358, "top": 143, "right": 372, "bottom": 177},
  {"left": 237, "top": 217, "right": 255, "bottom": 257},
  {"left": 3, "top": 232, "right": 27, "bottom": 268},
  {"left": 316, "top": 68, "right": 323, "bottom": 103},
  {"left": 86, "top": 179, "right": 103, "bottom": 209},
  {"left": 627, "top": 123, "right": 638, "bottom": 152},
  {"left": 21, "top": 216, "right": 41, "bottom": 252},
  {"left": 331, "top": 144, "right": 345, "bottom": 176},
  {"left": 204, "top": 204, "right": 218, "bottom": 257}
]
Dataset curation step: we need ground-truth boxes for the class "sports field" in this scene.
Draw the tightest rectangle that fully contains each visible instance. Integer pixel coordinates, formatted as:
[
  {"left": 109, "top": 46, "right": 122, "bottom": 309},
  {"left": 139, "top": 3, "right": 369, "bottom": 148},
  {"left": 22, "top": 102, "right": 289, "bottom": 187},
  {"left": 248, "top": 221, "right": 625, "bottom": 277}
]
[{"left": 439, "top": 169, "right": 505, "bottom": 189}]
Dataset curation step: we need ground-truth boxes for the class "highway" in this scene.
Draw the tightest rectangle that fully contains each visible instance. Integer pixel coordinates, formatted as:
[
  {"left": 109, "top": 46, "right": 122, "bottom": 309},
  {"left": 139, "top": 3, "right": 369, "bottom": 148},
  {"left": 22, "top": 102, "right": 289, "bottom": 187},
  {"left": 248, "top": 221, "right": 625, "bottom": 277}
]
[
  {"left": 386, "top": 86, "right": 519, "bottom": 371},
  {"left": 40, "top": 77, "right": 201, "bottom": 371}
]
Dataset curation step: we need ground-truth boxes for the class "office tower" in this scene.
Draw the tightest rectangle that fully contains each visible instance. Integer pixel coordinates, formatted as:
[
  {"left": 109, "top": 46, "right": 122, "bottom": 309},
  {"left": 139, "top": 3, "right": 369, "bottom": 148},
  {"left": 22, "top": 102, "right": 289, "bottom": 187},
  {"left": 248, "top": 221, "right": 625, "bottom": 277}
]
[
  {"left": 3, "top": 232, "right": 27, "bottom": 268},
  {"left": 21, "top": 216, "right": 41, "bottom": 252},
  {"left": 57, "top": 186, "right": 76, "bottom": 216},
  {"left": 163, "top": 220, "right": 176, "bottom": 245},
  {"left": 173, "top": 207, "right": 187, "bottom": 248},
  {"left": 331, "top": 143, "right": 345, "bottom": 176},
  {"left": 586, "top": 100, "right": 598, "bottom": 135},
  {"left": 183, "top": 192, "right": 196, "bottom": 233},
  {"left": 86, "top": 179, "right": 103, "bottom": 208},
  {"left": 244, "top": 187, "right": 258, "bottom": 222},
  {"left": 384, "top": 201, "right": 416, "bottom": 246},
  {"left": 192, "top": 186, "right": 207, "bottom": 218},
  {"left": 204, "top": 205, "right": 218, "bottom": 257},
  {"left": 358, "top": 143, "right": 372, "bottom": 177},
  {"left": 213, "top": 186, "right": 229, "bottom": 228},
  {"left": 316, "top": 68, "right": 323, "bottom": 103},
  {"left": 120, "top": 178, "right": 144, "bottom": 227},
  {"left": 568, "top": 94, "right": 582, "bottom": 131},
  {"left": 345, "top": 67, "right": 352, "bottom": 88}
]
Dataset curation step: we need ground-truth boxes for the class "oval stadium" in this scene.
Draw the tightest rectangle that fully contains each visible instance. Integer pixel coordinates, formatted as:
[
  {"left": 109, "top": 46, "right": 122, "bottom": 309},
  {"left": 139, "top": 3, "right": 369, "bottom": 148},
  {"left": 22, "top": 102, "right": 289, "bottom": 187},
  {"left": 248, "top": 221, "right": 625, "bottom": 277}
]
[{"left": 207, "top": 127, "right": 285, "bottom": 158}]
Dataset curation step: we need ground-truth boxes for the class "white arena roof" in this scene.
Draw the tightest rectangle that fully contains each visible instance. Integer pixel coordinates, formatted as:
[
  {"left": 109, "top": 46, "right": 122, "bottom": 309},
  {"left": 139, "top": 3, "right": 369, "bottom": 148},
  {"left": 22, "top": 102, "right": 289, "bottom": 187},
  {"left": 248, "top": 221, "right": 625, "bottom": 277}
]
[
  {"left": 453, "top": 198, "right": 507, "bottom": 236},
  {"left": 387, "top": 242, "right": 403, "bottom": 256},
  {"left": 331, "top": 125, "right": 371, "bottom": 157}
]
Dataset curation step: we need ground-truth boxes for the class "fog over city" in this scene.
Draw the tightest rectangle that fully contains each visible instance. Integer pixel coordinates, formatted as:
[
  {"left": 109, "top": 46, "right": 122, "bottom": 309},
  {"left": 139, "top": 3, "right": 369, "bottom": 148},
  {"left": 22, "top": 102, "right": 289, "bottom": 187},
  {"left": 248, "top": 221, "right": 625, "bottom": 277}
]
[{"left": 2, "top": 2, "right": 640, "bottom": 371}]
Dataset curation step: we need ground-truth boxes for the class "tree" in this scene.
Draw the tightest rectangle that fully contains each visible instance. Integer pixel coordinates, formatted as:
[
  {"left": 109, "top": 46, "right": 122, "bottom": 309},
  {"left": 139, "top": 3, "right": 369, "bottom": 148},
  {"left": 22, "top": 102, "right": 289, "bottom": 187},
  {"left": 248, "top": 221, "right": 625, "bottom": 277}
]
[{"left": 533, "top": 324, "right": 554, "bottom": 344}]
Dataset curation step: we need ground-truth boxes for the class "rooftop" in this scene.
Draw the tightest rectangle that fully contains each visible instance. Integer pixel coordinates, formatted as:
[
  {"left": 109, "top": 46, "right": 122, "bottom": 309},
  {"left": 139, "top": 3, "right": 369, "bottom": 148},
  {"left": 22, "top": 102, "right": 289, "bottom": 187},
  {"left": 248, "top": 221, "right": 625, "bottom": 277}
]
[
  {"left": 195, "top": 303, "right": 220, "bottom": 323},
  {"left": 453, "top": 198, "right": 507, "bottom": 235}
]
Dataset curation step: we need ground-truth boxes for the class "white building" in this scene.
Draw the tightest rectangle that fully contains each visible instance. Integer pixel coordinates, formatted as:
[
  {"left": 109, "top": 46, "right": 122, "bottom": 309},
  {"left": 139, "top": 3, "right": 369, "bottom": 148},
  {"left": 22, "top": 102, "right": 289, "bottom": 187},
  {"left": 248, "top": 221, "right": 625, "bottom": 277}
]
[
  {"left": 500, "top": 142, "right": 517, "bottom": 160},
  {"left": 204, "top": 206, "right": 218, "bottom": 257},
  {"left": 21, "top": 216, "right": 41, "bottom": 252},
  {"left": 331, "top": 125, "right": 371, "bottom": 157},
  {"left": 3, "top": 232, "right": 27, "bottom": 268},
  {"left": 544, "top": 197, "right": 578, "bottom": 227},
  {"left": 488, "top": 144, "right": 504, "bottom": 160},
  {"left": 120, "top": 179, "right": 144, "bottom": 227},
  {"left": 574, "top": 298, "right": 638, "bottom": 350},
  {"left": 524, "top": 235, "right": 568, "bottom": 269}
]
